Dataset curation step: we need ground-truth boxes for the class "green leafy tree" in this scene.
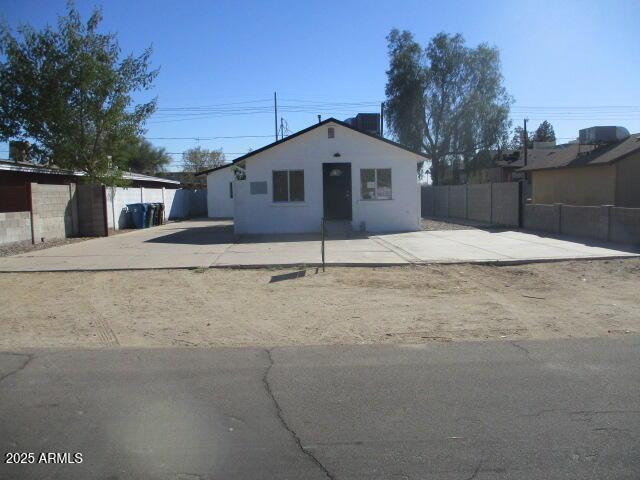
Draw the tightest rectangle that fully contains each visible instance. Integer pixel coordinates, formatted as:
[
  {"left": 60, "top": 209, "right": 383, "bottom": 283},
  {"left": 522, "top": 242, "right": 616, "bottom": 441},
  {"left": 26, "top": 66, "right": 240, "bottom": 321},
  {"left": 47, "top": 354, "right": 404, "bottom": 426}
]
[
  {"left": 119, "top": 137, "right": 171, "bottom": 174},
  {"left": 181, "top": 146, "right": 225, "bottom": 172},
  {"left": 533, "top": 120, "right": 556, "bottom": 142},
  {"left": 385, "top": 30, "right": 512, "bottom": 184},
  {"left": 384, "top": 30, "right": 426, "bottom": 153},
  {"left": 0, "top": 3, "right": 158, "bottom": 184},
  {"left": 509, "top": 126, "right": 533, "bottom": 150}
]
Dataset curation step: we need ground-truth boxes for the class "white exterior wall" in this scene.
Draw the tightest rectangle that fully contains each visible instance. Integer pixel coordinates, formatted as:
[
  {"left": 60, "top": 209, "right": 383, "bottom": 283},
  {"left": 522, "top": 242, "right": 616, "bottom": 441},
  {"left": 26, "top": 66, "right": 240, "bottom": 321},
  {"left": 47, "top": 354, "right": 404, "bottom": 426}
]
[
  {"left": 207, "top": 167, "right": 235, "bottom": 218},
  {"left": 107, "top": 187, "right": 142, "bottom": 229},
  {"left": 106, "top": 186, "right": 202, "bottom": 229},
  {"left": 234, "top": 122, "right": 421, "bottom": 234}
]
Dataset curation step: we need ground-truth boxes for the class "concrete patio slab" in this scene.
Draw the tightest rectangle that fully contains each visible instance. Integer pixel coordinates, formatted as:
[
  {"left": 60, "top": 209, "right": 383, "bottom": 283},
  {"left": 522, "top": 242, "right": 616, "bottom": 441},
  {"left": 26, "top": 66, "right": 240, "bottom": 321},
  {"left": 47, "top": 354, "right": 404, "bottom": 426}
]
[
  {"left": 383, "top": 229, "right": 639, "bottom": 264},
  {"left": 0, "top": 219, "right": 637, "bottom": 272}
]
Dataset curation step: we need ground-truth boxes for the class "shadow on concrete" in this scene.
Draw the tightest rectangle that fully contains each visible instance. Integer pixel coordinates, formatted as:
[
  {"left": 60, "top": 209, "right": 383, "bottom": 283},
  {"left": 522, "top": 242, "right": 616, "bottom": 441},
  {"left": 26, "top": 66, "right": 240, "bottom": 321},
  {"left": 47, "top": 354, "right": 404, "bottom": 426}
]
[
  {"left": 145, "top": 224, "right": 235, "bottom": 245},
  {"left": 145, "top": 220, "right": 374, "bottom": 246}
]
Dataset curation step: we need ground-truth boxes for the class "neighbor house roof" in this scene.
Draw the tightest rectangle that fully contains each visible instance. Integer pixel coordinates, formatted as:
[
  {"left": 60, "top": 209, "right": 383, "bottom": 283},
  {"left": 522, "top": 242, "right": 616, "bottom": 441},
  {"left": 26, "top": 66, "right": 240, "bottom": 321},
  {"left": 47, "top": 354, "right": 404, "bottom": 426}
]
[
  {"left": 493, "top": 150, "right": 522, "bottom": 168},
  {"left": 194, "top": 162, "right": 236, "bottom": 176},
  {"left": 195, "top": 117, "right": 429, "bottom": 176},
  {"left": 519, "top": 133, "right": 640, "bottom": 172},
  {"left": 0, "top": 159, "right": 180, "bottom": 184}
]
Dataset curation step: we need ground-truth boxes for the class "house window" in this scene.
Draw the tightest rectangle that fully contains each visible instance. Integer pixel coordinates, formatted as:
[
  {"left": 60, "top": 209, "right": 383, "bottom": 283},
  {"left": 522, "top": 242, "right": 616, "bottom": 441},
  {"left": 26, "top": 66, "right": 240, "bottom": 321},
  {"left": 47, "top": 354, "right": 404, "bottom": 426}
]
[
  {"left": 273, "top": 170, "right": 305, "bottom": 202},
  {"left": 360, "top": 168, "right": 392, "bottom": 200},
  {"left": 328, "top": 127, "right": 335, "bottom": 139},
  {"left": 229, "top": 182, "right": 233, "bottom": 199}
]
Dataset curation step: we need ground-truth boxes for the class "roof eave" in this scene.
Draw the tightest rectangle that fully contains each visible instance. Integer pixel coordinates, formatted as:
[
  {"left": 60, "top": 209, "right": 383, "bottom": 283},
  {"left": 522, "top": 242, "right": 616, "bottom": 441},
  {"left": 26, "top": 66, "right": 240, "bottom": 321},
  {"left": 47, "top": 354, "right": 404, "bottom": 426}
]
[
  {"left": 0, "top": 162, "right": 180, "bottom": 184},
  {"left": 226, "top": 117, "right": 429, "bottom": 166}
]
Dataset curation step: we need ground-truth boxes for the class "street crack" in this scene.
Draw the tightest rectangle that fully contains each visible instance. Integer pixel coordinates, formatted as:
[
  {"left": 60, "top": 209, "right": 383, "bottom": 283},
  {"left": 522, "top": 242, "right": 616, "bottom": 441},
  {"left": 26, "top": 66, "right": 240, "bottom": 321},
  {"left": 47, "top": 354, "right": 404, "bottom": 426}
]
[
  {"left": 262, "top": 348, "right": 335, "bottom": 480},
  {"left": 0, "top": 352, "right": 35, "bottom": 384},
  {"left": 464, "top": 458, "right": 483, "bottom": 480},
  {"left": 508, "top": 341, "right": 530, "bottom": 356}
]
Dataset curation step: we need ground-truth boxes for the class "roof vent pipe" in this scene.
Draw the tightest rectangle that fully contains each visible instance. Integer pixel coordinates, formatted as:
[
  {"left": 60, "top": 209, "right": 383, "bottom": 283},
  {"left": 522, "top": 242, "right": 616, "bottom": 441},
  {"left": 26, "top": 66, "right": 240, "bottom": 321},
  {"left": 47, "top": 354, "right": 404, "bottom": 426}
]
[{"left": 317, "top": 115, "right": 321, "bottom": 124}]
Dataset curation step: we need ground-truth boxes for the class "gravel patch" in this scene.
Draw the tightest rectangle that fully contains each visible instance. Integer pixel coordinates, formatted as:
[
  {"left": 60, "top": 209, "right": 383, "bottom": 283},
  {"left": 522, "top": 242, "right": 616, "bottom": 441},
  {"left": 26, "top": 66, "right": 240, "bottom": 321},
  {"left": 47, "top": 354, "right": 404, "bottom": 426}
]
[
  {"left": 0, "top": 237, "right": 90, "bottom": 257},
  {"left": 421, "top": 217, "right": 489, "bottom": 231}
]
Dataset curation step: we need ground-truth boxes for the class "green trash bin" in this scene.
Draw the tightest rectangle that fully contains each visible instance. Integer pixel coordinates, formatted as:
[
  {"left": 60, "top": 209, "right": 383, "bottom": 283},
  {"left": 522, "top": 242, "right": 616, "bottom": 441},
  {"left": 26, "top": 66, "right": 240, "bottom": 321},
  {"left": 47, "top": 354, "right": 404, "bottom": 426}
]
[{"left": 144, "top": 203, "right": 155, "bottom": 228}]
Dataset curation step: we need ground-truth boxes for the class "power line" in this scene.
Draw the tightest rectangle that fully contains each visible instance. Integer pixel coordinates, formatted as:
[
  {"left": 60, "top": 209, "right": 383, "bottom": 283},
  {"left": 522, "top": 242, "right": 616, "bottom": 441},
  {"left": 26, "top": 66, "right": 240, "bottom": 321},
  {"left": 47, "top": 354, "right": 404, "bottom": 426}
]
[
  {"left": 165, "top": 152, "right": 249, "bottom": 155},
  {"left": 144, "top": 135, "right": 273, "bottom": 140}
]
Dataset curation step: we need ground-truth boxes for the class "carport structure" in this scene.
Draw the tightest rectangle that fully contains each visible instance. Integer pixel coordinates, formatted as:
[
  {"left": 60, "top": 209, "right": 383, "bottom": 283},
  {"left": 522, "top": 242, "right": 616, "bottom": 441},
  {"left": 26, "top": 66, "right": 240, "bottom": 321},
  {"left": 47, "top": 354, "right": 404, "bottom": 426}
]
[{"left": 0, "top": 219, "right": 637, "bottom": 272}]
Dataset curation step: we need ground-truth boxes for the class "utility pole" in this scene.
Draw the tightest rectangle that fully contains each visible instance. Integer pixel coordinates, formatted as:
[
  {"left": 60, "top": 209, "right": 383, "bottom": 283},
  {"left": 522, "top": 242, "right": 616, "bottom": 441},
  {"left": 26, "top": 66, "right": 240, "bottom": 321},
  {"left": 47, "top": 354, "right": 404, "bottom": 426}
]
[
  {"left": 523, "top": 118, "right": 528, "bottom": 167},
  {"left": 274, "top": 92, "right": 278, "bottom": 142},
  {"left": 380, "top": 101, "right": 384, "bottom": 137}
]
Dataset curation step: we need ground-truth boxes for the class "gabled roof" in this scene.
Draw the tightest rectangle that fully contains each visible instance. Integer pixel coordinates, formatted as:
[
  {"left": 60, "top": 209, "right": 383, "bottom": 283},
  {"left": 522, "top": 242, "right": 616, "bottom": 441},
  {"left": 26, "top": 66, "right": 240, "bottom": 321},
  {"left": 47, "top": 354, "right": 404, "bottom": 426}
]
[
  {"left": 195, "top": 117, "right": 429, "bottom": 176},
  {"left": 519, "top": 134, "right": 640, "bottom": 172}
]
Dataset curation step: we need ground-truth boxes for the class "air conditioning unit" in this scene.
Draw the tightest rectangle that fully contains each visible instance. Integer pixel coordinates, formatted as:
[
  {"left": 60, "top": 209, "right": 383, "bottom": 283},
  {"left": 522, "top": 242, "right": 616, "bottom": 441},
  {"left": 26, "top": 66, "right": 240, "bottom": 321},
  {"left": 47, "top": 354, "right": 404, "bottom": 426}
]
[
  {"left": 345, "top": 113, "right": 381, "bottom": 136},
  {"left": 579, "top": 126, "right": 630, "bottom": 145}
]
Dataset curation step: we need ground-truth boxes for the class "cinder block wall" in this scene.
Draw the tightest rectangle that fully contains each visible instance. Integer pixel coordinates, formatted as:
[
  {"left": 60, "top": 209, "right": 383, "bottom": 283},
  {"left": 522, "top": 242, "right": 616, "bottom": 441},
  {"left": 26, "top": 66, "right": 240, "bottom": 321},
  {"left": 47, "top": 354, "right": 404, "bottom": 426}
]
[
  {"left": 0, "top": 211, "right": 32, "bottom": 245},
  {"left": 448, "top": 185, "right": 467, "bottom": 219},
  {"left": 420, "top": 182, "right": 520, "bottom": 227},
  {"left": 30, "top": 183, "right": 78, "bottom": 242},
  {"left": 77, "top": 184, "right": 106, "bottom": 237},
  {"left": 466, "top": 184, "right": 492, "bottom": 223},
  {"left": 524, "top": 204, "right": 640, "bottom": 244},
  {"left": 491, "top": 183, "right": 519, "bottom": 226},
  {"left": 561, "top": 205, "right": 609, "bottom": 241},
  {"left": 609, "top": 208, "right": 640, "bottom": 244},
  {"left": 523, "top": 204, "right": 560, "bottom": 233},
  {"left": 433, "top": 187, "right": 448, "bottom": 216},
  {"left": 421, "top": 185, "right": 434, "bottom": 216}
]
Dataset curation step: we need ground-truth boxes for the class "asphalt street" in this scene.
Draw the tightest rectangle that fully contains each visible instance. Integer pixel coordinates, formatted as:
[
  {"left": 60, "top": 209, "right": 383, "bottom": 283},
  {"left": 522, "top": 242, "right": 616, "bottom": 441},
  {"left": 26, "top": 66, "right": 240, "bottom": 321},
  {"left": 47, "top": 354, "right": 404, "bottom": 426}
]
[{"left": 1, "top": 337, "right": 639, "bottom": 479}]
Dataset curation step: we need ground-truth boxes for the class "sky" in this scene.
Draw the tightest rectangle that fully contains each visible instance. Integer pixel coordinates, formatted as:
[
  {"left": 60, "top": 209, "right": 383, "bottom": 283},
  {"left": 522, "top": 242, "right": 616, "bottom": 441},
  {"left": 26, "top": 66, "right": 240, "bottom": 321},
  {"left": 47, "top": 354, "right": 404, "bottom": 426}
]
[{"left": 1, "top": 0, "right": 639, "bottom": 169}]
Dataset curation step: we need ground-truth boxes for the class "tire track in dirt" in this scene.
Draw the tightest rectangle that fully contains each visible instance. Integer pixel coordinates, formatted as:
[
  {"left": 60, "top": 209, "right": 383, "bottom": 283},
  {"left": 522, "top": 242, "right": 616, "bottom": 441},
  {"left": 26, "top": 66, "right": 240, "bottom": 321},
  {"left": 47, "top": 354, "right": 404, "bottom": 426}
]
[{"left": 88, "top": 275, "right": 120, "bottom": 347}]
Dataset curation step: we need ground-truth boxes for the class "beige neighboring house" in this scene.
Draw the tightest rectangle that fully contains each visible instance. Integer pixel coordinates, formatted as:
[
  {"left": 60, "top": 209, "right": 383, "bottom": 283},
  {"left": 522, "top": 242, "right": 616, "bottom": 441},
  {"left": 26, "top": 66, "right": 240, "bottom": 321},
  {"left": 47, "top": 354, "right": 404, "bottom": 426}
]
[{"left": 519, "top": 130, "right": 640, "bottom": 207}]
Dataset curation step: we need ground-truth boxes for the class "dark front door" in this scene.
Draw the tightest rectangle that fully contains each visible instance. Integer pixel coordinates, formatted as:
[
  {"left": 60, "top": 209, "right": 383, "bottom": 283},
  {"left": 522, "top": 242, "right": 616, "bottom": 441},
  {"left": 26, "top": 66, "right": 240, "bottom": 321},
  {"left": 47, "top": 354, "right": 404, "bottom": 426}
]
[{"left": 322, "top": 163, "right": 352, "bottom": 220}]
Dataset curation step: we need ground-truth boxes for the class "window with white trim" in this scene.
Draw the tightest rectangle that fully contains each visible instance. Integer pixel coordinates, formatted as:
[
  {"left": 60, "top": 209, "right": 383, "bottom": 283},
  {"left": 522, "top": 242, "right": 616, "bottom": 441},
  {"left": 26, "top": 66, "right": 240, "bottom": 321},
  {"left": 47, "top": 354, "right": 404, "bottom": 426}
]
[
  {"left": 273, "top": 170, "right": 305, "bottom": 202},
  {"left": 360, "top": 168, "right": 392, "bottom": 200}
]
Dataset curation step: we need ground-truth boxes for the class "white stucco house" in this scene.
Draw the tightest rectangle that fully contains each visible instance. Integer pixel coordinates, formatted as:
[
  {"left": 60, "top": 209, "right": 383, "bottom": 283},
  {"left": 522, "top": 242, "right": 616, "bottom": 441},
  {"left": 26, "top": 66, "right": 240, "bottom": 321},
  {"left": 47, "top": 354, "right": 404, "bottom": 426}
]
[
  {"left": 204, "top": 163, "right": 235, "bottom": 218},
  {"left": 197, "top": 118, "right": 427, "bottom": 234}
]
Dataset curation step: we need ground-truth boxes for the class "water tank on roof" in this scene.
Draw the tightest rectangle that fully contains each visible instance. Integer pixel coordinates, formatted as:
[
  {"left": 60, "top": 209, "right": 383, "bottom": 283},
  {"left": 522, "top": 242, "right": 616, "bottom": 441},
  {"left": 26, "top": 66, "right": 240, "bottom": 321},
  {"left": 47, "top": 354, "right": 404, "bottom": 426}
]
[
  {"left": 579, "top": 126, "right": 630, "bottom": 145},
  {"left": 345, "top": 113, "right": 381, "bottom": 136}
]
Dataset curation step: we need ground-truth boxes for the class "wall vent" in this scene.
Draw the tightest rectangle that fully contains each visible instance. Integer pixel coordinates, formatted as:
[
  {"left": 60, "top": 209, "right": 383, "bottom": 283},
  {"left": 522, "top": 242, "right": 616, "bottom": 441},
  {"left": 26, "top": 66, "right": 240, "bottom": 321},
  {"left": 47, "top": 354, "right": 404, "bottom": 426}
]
[{"left": 328, "top": 127, "right": 335, "bottom": 139}]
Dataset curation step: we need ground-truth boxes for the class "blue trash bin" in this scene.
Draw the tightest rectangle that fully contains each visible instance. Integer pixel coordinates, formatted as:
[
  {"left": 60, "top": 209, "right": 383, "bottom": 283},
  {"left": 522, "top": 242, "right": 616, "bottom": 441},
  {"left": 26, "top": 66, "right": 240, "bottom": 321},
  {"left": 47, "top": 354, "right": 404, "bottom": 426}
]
[{"left": 127, "top": 203, "right": 148, "bottom": 229}]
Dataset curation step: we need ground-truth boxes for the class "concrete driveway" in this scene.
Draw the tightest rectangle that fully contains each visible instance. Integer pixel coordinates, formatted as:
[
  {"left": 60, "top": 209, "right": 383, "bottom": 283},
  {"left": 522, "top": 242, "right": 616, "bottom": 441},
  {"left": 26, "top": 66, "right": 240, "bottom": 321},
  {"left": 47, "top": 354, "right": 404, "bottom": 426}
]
[{"left": 0, "top": 219, "right": 637, "bottom": 271}]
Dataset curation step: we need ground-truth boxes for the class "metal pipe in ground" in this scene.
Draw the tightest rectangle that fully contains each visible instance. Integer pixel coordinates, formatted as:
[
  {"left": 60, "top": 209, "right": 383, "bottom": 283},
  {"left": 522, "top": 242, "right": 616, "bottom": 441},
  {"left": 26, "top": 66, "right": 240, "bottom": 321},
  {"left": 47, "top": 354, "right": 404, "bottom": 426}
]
[{"left": 321, "top": 217, "right": 325, "bottom": 272}]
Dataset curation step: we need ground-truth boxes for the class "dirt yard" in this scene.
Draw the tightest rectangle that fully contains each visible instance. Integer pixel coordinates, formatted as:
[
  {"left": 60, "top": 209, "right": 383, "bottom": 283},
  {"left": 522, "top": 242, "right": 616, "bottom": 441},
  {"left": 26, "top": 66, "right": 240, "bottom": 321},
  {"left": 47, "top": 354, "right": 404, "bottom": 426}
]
[{"left": 1, "top": 258, "right": 639, "bottom": 349}]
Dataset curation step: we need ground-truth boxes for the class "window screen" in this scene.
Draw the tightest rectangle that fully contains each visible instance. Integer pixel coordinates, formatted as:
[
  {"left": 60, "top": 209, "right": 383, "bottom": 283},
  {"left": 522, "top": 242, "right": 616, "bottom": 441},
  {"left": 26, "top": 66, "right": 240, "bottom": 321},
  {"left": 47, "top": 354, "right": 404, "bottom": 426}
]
[
  {"left": 360, "top": 169, "right": 376, "bottom": 200},
  {"left": 272, "top": 170, "right": 305, "bottom": 202},
  {"left": 289, "top": 170, "right": 305, "bottom": 202},
  {"left": 360, "top": 168, "right": 392, "bottom": 200},
  {"left": 376, "top": 169, "right": 392, "bottom": 199},
  {"left": 273, "top": 171, "right": 289, "bottom": 202}
]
